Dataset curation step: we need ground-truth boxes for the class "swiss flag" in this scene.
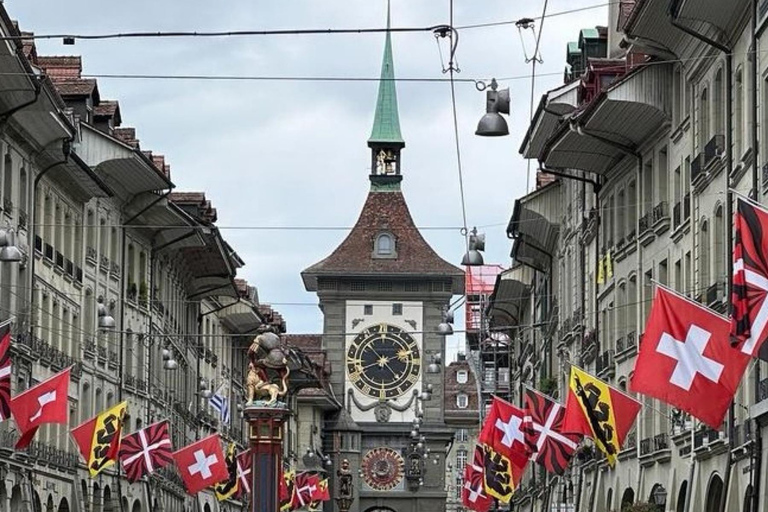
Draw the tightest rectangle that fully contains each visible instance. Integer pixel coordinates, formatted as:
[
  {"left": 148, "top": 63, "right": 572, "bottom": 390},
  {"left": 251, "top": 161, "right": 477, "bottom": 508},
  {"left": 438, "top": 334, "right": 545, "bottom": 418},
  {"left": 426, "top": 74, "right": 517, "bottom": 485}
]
[
  {"left": 478, "top": 396, "right": 530, "bottom": 468},
  {"left": 461, "top": 445, "right": 493, "bottom": 512},
  {"left": 11, "top": 367, "right": 71, "bottom": 449},
  {"left": 172, "top": 434, "right": 228, "bottom": 495},
  {"left": 631, "top": 286, "right": 749, "bottom": 429}
]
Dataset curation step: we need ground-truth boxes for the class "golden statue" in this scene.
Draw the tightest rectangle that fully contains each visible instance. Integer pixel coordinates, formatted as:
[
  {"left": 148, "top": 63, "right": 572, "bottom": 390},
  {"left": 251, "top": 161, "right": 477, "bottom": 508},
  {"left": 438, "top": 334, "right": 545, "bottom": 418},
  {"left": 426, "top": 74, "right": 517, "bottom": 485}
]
[
  {"left": 246, "top": 362, "right": 290, "bottom": 405},
  {"left": 245, "top": 331, "right": 290, "bottom": 406}
]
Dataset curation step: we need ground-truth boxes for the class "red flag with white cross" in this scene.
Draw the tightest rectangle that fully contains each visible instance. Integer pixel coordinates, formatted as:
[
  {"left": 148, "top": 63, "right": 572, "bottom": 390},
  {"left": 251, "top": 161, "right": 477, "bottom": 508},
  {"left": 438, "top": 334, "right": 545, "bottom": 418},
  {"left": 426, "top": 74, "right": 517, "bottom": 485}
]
[
  {"left": 11, "top": 367, "right": 71, "bottom": 449},
  {"left": 235, "top": 450, "right": 252, "bottom": 498},
  {"left": 461, "top": 445, "right": 493, "bottom": 512},
  {"left": 478, "top": 395, "right": 530, "bottom": 468},
  {"left": 631, "top": 286, "right": 750, "bottom": 429},
  {"left": 172, "top": 434, "right": 228, "bottom": 495}
]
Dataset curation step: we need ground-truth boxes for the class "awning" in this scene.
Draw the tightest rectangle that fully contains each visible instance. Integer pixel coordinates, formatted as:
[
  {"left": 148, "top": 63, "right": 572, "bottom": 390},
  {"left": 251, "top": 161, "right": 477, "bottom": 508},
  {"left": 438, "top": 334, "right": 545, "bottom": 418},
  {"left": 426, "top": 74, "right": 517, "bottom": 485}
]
[
  {"left": 77, "top": 123, "right": 173, "bottom": 199},
  {"left": 179, "top": 230, "right": 238, "bottom": 299},
  {"left": 487, "top": 265, "right": 534, "bottom": 330},
  {"left": 673, "top": 0, "right": 749, "bottom": 47},
  {"left": 507, "top": 182, "right": 560, "bottom": 272},
  {"left": 543, "top": 63, "right": 671, "bottom": 175},
  {"left": 520, "top": 80, "right": 580, "bottom": 159},
  {"left": 123, "top": 192, "right": 206, "bottom": 252},
  {"left": 217, "top": 298, "right": 264, "bottom": 334}
]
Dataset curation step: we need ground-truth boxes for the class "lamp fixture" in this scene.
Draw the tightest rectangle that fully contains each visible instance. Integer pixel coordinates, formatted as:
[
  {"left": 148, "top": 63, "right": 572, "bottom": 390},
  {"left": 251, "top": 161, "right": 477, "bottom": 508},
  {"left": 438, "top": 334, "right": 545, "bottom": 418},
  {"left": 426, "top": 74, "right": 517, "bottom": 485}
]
[
  {"left": 0, "top": 227, "right": 22, "bottom": 262},
  {"left": 461, "top": 227, "right": 485, "bottom": 266},
  {"left": 426, "top": 353, "right": 442, "bottom": 374},
  {"left": 475, "top": 78, "right": 510, "bottom": 137},
  {"left": 437, "top": 308, "right": 454, "bottom": 336},
  {"left": 97, "top": 295, "right": 115, "bottom": 329}
]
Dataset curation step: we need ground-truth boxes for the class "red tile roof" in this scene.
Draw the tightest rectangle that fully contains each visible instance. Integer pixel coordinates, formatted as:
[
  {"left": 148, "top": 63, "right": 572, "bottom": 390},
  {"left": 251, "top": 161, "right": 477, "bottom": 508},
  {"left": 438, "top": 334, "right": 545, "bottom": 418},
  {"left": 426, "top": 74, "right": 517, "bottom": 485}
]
[
  {"left": 50, "top": 78, "right": 98, "bottom": 99},
  {"left": 37, "top": 56, "right": 82, "bottom": 78},
  {"left": 302, "top": 191, "right": 464, "bottom": 288},
  {"left": 113, "top": 127, "right": 139, "bottom": 148}
]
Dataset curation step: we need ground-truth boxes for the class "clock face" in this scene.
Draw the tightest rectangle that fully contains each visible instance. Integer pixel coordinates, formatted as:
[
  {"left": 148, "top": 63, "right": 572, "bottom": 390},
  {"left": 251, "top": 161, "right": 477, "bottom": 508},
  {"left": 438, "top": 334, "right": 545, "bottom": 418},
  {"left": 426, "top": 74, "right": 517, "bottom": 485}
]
[
  {"left": 361, "top": 448, "right": 405, "bottom": 491},
  {"left": 347, "top": 323, "right": 421, "bottom": 399}
]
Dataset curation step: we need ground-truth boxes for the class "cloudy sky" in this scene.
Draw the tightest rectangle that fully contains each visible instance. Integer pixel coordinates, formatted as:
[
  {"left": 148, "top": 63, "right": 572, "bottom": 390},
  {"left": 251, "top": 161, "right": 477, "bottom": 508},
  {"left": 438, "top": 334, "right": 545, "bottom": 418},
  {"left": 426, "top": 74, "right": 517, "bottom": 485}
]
[{"left": 10, "top": 0, "right": 607, "bottom": 356}]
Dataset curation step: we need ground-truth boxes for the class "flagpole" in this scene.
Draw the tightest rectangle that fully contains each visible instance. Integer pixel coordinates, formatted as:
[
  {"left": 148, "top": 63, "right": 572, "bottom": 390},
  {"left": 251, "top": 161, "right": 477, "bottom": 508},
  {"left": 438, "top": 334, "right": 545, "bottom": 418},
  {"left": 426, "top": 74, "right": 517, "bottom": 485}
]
[
  {"left": 683, "top": 419, "right": 696, "bottom": 512},
  {"left": 720, "top": 188, "right": 735, "bottom": 512}
]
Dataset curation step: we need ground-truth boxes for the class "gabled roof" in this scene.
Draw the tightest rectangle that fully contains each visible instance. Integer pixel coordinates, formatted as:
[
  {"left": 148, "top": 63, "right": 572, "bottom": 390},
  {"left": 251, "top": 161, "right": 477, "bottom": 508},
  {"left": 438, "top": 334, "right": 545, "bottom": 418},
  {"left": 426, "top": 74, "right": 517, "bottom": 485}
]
[{"left": 302, "top": 190, "right": 464, "bottom": 291}]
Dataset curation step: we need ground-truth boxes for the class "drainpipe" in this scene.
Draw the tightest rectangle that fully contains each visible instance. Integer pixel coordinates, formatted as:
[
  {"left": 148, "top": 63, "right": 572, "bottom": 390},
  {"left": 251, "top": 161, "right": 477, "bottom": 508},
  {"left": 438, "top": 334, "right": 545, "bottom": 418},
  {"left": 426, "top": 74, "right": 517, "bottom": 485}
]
[{"left": 668, "top": 5, "right": 734, "bottom": 512}]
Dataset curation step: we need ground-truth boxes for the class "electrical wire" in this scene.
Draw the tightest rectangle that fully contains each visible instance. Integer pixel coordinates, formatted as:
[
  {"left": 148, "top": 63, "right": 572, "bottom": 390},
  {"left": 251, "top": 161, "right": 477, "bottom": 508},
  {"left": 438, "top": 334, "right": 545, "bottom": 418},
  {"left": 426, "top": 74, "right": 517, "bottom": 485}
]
[
  {"left": 525, "top": 0, "right": 548, "bottom": 193},
  {"left": 447, "top": 0, "right": 471, "bottom": 259}
]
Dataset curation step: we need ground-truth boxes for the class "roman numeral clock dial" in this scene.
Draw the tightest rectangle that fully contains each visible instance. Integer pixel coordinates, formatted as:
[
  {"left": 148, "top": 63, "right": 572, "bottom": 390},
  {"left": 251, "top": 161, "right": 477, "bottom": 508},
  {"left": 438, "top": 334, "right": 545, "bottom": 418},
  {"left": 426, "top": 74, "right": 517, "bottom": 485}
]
[{"left": 346, "top": 323, "right": 421, "bottom": 399}]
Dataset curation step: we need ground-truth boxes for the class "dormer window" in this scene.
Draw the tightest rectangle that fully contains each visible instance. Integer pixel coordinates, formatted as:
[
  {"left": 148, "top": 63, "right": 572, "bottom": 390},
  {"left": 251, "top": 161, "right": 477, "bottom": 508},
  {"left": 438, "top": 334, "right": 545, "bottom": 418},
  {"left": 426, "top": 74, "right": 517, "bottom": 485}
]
[{"left": 373, "top": 232, "right": 397, "bottom": 259}]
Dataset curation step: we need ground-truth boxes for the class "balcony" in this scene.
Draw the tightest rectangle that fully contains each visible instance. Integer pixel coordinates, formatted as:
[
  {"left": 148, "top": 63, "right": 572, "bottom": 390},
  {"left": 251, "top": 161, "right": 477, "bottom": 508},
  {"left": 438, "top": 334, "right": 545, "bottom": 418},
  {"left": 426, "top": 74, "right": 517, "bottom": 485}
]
[
  {"left": 694, "top": 427, "right": 724, "bottom": 450},
  {"left": 638, "top": 212, "right": 654, "bottom": 246},
  {"left": 596, "top": 349, "right": 615, "bottom": 379},
  {"left": 111, "top": 261, "right": 121, "bottom": 278},
  {"left": 2, "top": 197, "right": 12, "bottom": 216},
  {"left": 652, "top": 201, "right": 670, "bottom": 234},
  {"left": 616, "top": 331, "right": 638, "bottom": 362},
  {"left": 691, "top": 153, "right": 705, "bottom": 184},
  {"left": 706, "top": 281, "right": 726, "bottom": 312},
  {"left": 623, "top": 431, "right": 637, "bottom": 452},
  {"left": 640, "top": 433, "right": 669, "bottom": 458},
  {"left": 580, "top": 330, "right": 598, "bottom": 366},
  {"left": 86, "top": 246, "right": 97, "bottom": 264},
  {"left": 732, "top": 422, "right": 752, "bottom": 447},
  {"left": 704, "top": 134, "right": 725, "bottom": 167},
  {"left": 758, "top": 377, "right": 768, "bottom": 402},
  {"left": 108, "top": 350, "right": 119, "bottom": 369},
  {"left": 18, "top": 209, "right": 26, "bottom": 230}
]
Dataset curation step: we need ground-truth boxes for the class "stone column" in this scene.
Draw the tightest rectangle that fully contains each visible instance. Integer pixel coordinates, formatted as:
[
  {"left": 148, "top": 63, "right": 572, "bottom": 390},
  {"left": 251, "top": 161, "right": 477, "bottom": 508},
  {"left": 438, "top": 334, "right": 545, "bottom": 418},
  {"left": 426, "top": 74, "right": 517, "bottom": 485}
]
[{"left": 244, "top": 405, "right": 290, "bottom": 512}]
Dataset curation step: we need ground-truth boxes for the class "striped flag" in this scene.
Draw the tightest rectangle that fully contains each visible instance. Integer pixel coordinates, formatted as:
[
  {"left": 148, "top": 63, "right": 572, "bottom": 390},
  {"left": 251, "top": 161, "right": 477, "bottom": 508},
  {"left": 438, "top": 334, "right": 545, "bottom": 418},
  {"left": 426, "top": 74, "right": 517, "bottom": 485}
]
[
  {"left": 0, "top": 321, "right": 12, "bottom": 422},
  {"left": 209, "top": 382, "right": 230, "bottom": 424},
  {"left": 118, "top": 420, "right": 174, "bottom": 483}
]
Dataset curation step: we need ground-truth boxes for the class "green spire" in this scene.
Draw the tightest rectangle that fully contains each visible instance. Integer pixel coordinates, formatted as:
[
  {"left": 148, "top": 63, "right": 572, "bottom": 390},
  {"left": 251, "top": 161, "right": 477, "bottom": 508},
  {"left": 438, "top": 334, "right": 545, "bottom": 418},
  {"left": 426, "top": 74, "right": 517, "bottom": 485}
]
[{"left": 368, "top": 1, "right": 404, "bottom": 146}]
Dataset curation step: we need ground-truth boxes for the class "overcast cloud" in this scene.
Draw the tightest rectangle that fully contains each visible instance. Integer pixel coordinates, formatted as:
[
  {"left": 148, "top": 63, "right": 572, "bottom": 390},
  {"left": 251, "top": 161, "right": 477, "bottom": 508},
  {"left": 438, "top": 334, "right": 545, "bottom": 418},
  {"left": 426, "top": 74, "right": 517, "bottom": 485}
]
[{"left": 10, "top": 1, "right": 607, "bottom": 355}]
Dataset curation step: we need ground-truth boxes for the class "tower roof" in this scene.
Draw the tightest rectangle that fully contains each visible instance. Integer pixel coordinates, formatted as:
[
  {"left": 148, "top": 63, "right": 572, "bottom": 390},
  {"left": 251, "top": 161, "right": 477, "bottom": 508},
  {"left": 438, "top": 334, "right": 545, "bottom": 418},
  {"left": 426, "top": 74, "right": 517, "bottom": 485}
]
[
  {"left": 368, "top": 3, "right": 404, "bottom": 146},
  {"left": 302, "top": 190, "right": 464, "bottom": 292}
]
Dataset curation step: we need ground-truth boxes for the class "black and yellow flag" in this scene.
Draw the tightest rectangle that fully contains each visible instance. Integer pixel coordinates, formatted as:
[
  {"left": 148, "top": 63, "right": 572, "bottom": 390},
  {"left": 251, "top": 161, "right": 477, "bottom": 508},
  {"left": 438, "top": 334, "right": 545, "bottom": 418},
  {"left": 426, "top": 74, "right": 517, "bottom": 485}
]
[
  {"left": 214, "top": 442, "right": 238, "bottom": 501},
  {"left": 71, "top": 401, "right": 127, "bottom": 477},
  {"left": 562, "top": 366, "right": 641, "bottom": 466}
]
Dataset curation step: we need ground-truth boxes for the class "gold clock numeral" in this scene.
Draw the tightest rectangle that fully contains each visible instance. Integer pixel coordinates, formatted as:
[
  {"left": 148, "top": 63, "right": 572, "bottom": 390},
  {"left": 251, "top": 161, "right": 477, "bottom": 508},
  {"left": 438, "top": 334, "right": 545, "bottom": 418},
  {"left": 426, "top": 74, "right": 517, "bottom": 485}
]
[
  {"left": 360, "top": 383, "right": 371, "bottom": 395},
  {"left": 406, "top": 373, "right": 419, "bottom": 385},
  {"left": 349, "top": 369, "right": 361, "bottom": 382}
]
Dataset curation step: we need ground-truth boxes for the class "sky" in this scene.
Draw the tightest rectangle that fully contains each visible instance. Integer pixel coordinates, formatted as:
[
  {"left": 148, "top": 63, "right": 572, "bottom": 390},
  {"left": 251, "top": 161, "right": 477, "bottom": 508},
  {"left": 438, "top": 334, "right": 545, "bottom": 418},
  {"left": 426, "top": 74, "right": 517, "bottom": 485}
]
[{"left": 9, "top": 0, "right": 608, "bottom": 358}]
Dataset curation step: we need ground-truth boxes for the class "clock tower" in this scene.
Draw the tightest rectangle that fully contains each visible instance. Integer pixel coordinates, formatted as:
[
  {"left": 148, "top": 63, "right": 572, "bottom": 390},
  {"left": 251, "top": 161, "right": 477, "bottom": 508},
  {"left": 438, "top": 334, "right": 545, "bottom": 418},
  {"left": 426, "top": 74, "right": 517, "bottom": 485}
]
[{"left": 301, "top": 5, "right": 464, "bottom": 512}]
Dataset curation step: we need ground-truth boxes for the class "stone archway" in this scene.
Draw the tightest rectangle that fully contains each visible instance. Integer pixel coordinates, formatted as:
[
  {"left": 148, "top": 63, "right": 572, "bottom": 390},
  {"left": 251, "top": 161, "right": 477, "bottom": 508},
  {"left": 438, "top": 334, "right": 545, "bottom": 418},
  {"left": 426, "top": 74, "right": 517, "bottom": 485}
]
[
  {"left": 620, "top": 488, "right": 635, "bottom": 510},
  {"left": 606, "top": 488, "right": 613, "bottom": 512},
  {"left": 131, "top": 499, "right": 143, "bottom": 512},
  {"left": 364, "top": 508, "right": 397, "bottom": 512},
  {"left": 648, "top": 484, "right": 667, "bottom": 511},
  {"left": 10, "top": 485, "right": 21, "bottom": 511},
  {"left": 57, "top": 498, "right": 70, "bottom": 512},
  {"left": 676, "top": 480, "right": 688, "bottom": 512},
  {"left": 705, "top": 474, "right": 724, "bottom": 512}
]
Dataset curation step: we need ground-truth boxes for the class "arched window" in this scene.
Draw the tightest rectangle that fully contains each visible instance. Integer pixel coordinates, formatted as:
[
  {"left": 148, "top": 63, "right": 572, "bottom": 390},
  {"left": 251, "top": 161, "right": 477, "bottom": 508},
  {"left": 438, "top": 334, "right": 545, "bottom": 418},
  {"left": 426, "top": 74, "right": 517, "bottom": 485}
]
[
  {"left": 735, "top": 68, "right": 744, "bottom": 159},
  {"left": 373, "top": 232, "right": 396, "bottom": 258},
  {"left": 677, "top": 480, "right": 688, "bottom": 512},
  {"left": 714, "top": 68, "right": 724, "bottom": 136},
  {"left": 699, "top": 88, "right": 710, "bottom": 151},
  {"left": 700, "top": 219, "right": 711, "bottom": 292}
]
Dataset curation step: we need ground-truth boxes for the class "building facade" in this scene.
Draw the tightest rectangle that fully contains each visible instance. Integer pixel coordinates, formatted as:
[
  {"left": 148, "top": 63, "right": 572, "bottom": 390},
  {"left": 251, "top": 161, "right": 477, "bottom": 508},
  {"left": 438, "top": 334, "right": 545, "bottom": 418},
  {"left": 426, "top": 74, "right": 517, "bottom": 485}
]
[
  {"left": 0, "top": 5, "right": 316, "bottom": 512},
  {"left": 487, "top": 0, "right": 768, "bottom": 510}
]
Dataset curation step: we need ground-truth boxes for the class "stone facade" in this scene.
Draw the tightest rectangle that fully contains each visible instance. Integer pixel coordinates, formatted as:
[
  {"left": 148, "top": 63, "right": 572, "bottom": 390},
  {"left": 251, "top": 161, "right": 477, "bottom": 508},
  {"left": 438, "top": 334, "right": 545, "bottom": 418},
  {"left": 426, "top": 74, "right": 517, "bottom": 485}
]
[{"left": 488, "top": 0, "right": 768, "bottom": 511}]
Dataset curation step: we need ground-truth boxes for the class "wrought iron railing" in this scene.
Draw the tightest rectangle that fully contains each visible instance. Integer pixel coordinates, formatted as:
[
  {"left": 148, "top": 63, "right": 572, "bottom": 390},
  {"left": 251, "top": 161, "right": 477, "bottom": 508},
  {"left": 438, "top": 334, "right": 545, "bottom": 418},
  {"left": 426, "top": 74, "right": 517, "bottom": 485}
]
[
  {"left": 652, "top": 201, "right": 668, "bottom": 224},
  {"left": 653, "top": 433, "right": 669, "bottom": 451},
  {"left": 596, "top": 349, "right": 615, "bottom": 377},
  {"left": 691, "top": 153, "right": 704, "bottom": 182},
  {"left": 704, "top": 134, "right": 725, "bottom": 165},
  {"left": 639, "top": 212, "right": 652, "bottom": 235}
]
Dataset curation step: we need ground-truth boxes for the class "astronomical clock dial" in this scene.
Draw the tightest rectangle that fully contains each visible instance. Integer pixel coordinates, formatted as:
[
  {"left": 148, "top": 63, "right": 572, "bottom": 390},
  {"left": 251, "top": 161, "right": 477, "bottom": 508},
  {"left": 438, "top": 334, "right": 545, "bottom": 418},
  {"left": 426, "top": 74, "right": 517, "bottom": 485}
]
[
  {"left": 346, "top": 323, "right": 421, "bottom": 399},
  {"left": 361, "top": 448, "right": 405, "bottom": 491}
]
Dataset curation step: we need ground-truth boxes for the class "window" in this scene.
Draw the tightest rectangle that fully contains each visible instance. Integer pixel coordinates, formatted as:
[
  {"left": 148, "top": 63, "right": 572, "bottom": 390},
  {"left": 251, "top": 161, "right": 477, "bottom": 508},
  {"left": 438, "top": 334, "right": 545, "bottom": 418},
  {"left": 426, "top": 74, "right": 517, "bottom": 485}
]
[
  {"left": 363, "top": 304, "right": 373, "bottom": 315},
  {"left": 374, "top": 232, "right": 396, "bottom": 258},
  {"left": 699, "top": 87, "right": 709, "bottom": 151},
  {"left": 735, "top": 68, "right": 744, "bottom": 160},
  {"left": 456, "top": 394, "right": 468, "bottom": 409},
  {"left": 456, "top": 428, "right": 468, "bottom": 442},
  {"left": 392, "top": 303, "right": 403, "bottom": 315},
  {"left": 456, "top": 370, "right": 468, "bottom": 384},
  {"left": 456, "top": 449, "right": 468, "bottom": 472}
]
